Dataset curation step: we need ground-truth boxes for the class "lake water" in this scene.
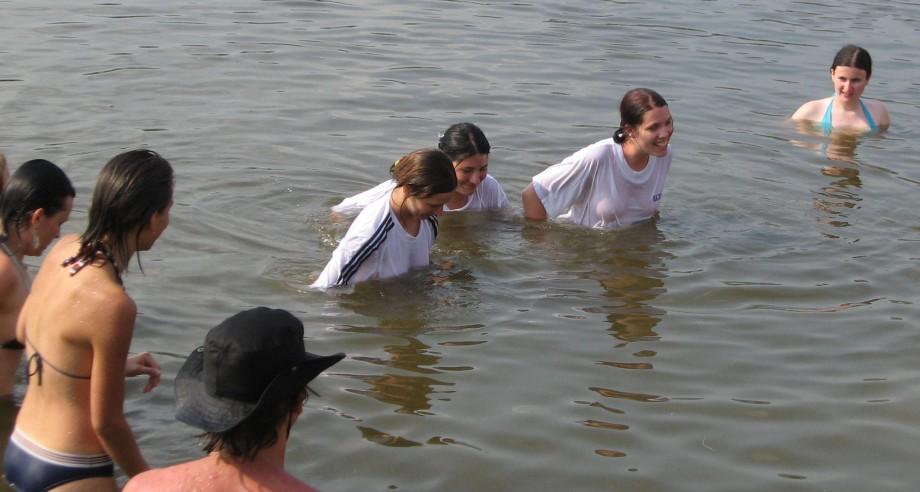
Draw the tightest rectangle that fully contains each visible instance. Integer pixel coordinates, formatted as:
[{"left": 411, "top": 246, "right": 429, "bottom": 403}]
[{"left": 1, "top": 1, "right": 919, "bottom": 490}]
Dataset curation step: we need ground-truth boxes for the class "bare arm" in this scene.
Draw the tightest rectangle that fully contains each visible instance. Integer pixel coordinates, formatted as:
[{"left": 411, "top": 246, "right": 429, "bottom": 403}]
[
  {"left": 126, "top": 352, "right": 161, "bottom": 393},
  {"left": 89, "top": 296, "right": 149, "bottom": 477},
  {"left": 521, "top": 184, "right": 548, "bottom": 221},
  {"left": 874, "top": 101, "right": 891, "bottom": 128}
]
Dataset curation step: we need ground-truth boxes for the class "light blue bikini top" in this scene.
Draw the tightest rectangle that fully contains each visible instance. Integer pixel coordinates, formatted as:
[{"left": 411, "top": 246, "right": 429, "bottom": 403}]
[{"left": 820, "top": 97, "right": 878, "bottom": 135}]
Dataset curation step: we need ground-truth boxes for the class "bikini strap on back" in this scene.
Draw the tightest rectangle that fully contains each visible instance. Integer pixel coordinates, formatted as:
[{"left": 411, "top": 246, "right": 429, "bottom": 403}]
[{"left": 62, "top": 244, "right": 121, "bottom": 284}]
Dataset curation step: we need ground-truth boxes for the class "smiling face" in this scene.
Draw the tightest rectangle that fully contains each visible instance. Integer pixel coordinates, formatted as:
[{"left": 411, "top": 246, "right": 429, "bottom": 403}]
[
  {"left": 29, "top": 196, "right": 74, "bottom": 256},
  {"left": 453, "top": 153, "right": 489, "bottom": 197},
  {"left": 404, "top": 191, "right": 453, "bottom": 219},
  {"left": 627, "top": 105, "right": 674, "bottom": 158},
  {"left": 831, "top": 65, "right": 869, "bottom": 103}
]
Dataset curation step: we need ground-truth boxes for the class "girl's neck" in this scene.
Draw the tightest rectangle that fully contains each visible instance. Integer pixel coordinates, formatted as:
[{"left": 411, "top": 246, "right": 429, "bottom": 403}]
[
  {"left": 835, "top": 95, "right": 861, "bottom": 111},
  {"left": 446, "top": 191, "right": 469, "bottom": 210},
  {"left": 213, "top": 419, "right": 291, "bottom": 471},
  {"left": 621, "top": 139, "right": 650, "bottom": 172},
  {"left": 389, "top": 187, "right": 422, "bottom": 234},
  {"left": 1, "top": 234, "right": 26, "bottom": 262},
  {"left": 99, "top": 236, "right": 134, "bottom": 274}
]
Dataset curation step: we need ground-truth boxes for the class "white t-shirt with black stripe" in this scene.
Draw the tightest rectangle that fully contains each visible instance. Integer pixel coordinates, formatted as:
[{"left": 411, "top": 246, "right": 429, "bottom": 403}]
[{"left": 312, "top": 191, "right": 438, "bottom": 289}]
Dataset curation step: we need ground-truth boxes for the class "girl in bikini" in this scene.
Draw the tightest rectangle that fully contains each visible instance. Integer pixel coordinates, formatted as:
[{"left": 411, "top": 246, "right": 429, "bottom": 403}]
[
  {"left": 313, "top": 148, "right": 456, "bottom": 288},
  {"left": 5, "top": 150, "right": 173, "bottom": 491},
  {"left": 0, "top": 159, "right": 75, "bottom": 398},
  {"left": 791, "top": 45, "right": 891, "bottom": 134}
]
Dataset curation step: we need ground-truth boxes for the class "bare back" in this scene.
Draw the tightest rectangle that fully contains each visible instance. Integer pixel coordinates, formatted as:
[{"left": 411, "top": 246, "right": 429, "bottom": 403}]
[
  {"left": 15, "top": 234, "right": 135, "bottom": 455},
  {"left": 125, "top": 454, "right": 319, "bottom": 492}
]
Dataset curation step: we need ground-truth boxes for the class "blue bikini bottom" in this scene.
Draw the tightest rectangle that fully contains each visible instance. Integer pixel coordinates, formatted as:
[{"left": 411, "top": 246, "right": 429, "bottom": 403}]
[{"left": 3, "top": 428, "right": 114, "bottom": 492}]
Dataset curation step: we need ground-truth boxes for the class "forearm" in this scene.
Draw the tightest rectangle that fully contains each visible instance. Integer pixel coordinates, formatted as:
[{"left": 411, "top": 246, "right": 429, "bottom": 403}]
[{"left": 95, "top": 416, "right": 148, "bottom": 476}]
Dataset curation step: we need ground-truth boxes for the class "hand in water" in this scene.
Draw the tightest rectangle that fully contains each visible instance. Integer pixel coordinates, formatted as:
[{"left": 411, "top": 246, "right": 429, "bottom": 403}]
[{"left": 126, "top": 352, "right": 161, "bottom": 393}]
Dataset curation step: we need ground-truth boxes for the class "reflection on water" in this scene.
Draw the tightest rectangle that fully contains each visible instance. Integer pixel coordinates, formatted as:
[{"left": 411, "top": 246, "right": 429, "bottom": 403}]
[
  {"left": 789, "top": 120, "right": 874, "bottom": 238},
  {"left": 591, "top": 226, "right": 669, "bottom": 345},
  {"left": 2, "top": 0, "right": 917, "bottom": 488},
  {"left": 523, "top": 220, "right": 671, "bottom": 344},
  {"left": 332, "top": 272, "right": 479, "bottom": 447},
  {"left": 788, "top": 120, "right": 869, "bottom": 163},
  {"left": 522, "top": 220, "right": 672, "bottom": 459},
  {"left": 349, "top": 335, "right": 454, "bottom": 417},
  {"left": 813, "top": 164, "right": 862, "bottom": 235}
]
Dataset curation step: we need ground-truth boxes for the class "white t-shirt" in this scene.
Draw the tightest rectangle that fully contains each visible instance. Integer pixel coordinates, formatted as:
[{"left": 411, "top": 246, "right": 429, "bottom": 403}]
[
  {"left": 331, "top": 175, "right": 509, "bottom": 215},
  {"left": 532, "top": 138, "right": 671, "bottom": 228},
  {"left": 312, "top": 191, "right": 438, "bottom": 289}
]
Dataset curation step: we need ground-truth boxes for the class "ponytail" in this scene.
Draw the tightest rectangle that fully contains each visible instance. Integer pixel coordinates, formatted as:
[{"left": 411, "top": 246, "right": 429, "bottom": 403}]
[
  {"left": 388, "top": 157, "right": 402, "bottom": 177},
  {"left": 613, "top": 127, "right": 627, "bottom": 144}
]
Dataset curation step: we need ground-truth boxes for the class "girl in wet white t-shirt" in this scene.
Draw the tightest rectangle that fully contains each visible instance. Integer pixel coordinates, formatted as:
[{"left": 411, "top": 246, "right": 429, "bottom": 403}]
[
  {"left": 313, "top": 149, "right": 457, "bottom": 289},
  {"left": 332, "top": 123, "right": 508, "bottom": 217},
  {"left": 523, "top": 88, "right": 674, "bottom": 229}
]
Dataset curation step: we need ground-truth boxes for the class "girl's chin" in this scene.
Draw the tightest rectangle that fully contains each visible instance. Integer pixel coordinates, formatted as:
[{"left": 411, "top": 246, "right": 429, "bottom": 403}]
[
  {"left": 457, "top": 186, "right": 476, "bottom": 196},
  {"left": 649, "top": 144, "right": 669, "bottom": 156}
]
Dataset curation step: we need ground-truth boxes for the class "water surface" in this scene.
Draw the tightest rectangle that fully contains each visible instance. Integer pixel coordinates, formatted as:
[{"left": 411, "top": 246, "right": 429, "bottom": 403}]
[{"left": 1, "top": 1, "right": 918, "bottom": 491}]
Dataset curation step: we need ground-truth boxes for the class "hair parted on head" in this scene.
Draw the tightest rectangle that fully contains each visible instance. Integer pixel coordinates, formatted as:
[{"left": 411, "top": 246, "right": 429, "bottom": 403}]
[
  {"left": 437, "top": 122, "right": 491, "bottom": 165},
  {"left": 613, "top": 88, "right": 669, "bottom": 144},
  {"left": 831, "top": 44, "right": 872, "bottom": 79}
]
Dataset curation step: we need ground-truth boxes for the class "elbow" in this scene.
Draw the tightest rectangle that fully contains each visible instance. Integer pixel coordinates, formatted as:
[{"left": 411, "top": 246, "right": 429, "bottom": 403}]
[
  {"left": 92, "top": 413, "right": 128, "bottom": 442},
  {"left": 521, "top": 185, "right": 547, "bottom": 221}
]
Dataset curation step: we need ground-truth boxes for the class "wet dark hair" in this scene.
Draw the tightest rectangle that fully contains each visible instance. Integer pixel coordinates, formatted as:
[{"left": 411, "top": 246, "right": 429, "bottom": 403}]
[
  {"left": 0, "top": 159, "right": 75, "bottom": 240},
  {"left": 438, "top": 122, "right": 491, "bottom": 164},
  {"left": 77, "top": 149, "right": 173, "bottom": 275},
  {"left": 389, "top": 148, "right": 457, "bottom": 198},
  {"left": 613, "top": 88, "right": 669, "bottom": 144},
  {"left": 831, "top": 44, "right": 872, "bottom": 79},
  {"left": 202, "top": 384, "right": 312, "bottom": 461}
]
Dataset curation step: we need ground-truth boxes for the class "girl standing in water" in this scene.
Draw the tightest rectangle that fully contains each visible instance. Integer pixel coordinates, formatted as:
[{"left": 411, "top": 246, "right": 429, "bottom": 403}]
[
  {"left": 522, "top": 88, "right": 674, "bottom": 229},
  {"left": 0, "top": 160, "right": 75, "bottom": 397},
  {"left": 791, "top": 45, "right": 890, "bottom": 134},
  {"left": 5, "top": 149, "right": 172, "bottom": 491},
  {"left": 313, "top": 148, "right": 456, "bottom": 288},
  {"left": 332, "top": 123, "right": 507, "bottom": 216}
]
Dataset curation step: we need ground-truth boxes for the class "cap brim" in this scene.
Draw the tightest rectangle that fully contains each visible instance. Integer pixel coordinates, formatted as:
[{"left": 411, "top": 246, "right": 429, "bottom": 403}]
[{"left": 175, "top": 347, "right": 345, "bottom": 433}]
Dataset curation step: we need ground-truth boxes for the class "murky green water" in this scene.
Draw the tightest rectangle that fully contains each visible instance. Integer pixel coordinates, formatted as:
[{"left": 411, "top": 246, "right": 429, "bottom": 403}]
[{"left": 1, "top": 1, "right": 918, "bottom": 490}]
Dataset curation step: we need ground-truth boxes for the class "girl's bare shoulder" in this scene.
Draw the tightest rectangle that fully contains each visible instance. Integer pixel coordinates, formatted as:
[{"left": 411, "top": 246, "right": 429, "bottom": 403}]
[{"left": 791, "top": 97, "right": 831, "bottom": 121}]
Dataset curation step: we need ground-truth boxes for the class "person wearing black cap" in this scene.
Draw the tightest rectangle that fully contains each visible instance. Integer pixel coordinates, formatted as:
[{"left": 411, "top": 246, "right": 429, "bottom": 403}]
[{"left": 125, "top": 307, "right": 345, "bottom": 492}]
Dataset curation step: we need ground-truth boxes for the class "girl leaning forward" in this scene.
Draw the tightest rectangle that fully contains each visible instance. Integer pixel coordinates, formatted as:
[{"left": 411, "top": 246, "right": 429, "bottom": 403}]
[
  {"left": 313, "top": 148, "right": 456, "bottom": 289},
  {"left": 5, "top": 150, "right": 173, "bottom": 491}
]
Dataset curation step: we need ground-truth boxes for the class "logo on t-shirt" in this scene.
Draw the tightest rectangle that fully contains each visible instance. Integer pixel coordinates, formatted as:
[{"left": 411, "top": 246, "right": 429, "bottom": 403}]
[{"left": 652, "top": 193, "right": 662, "bottom": 202}]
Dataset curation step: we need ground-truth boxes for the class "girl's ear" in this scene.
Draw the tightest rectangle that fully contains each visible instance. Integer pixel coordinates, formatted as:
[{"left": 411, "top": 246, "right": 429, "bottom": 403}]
[
  {"left": 29, "top": 208, "right": 46, "bottom": 228},
  {"left": 147, "top": 208, "right": 168, "bottom": 235}
]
